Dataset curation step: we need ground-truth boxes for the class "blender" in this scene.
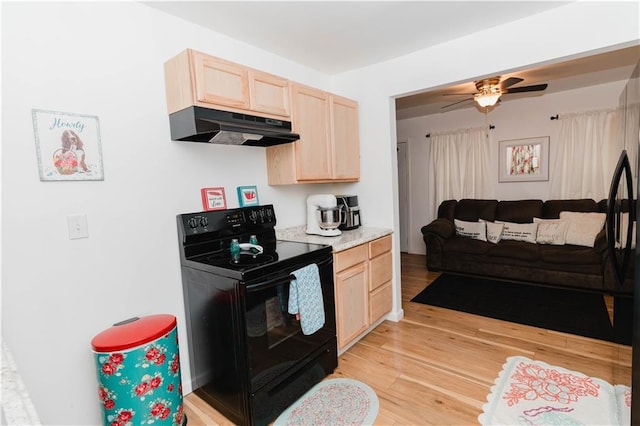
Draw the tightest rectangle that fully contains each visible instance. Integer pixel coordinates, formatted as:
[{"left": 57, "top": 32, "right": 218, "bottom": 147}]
[{"left": 306, "top": 194, "right": 343, "bottom": 236}]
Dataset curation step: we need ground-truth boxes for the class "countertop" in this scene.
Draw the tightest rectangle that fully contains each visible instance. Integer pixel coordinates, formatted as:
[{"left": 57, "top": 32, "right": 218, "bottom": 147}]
[
  {"left": 276, "top": 225, "right": 393, "bottom": 252},
  {"left": 1, "top": 339, "right": 41, "bottom": 425}
]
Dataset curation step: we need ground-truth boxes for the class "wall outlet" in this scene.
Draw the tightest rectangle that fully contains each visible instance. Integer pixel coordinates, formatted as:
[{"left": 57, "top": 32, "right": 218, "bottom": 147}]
[{"left": 67, "top": 214, "right": 89, "bottom": 240}]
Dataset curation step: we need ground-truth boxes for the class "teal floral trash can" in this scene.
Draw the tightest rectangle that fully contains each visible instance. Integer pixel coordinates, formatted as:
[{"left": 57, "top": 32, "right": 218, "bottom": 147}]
[{"left": 91, "top": 314, "right": 186, "bottom": 426}]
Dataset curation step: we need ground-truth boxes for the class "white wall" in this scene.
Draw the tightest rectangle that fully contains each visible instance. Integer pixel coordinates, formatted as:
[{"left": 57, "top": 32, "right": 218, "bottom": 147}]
[
  {"left": 2, "top": 1, "right": 638, "bottom": 424},
  {"left": 397, "top": 80, "right": 627, "bottom": 254},
  {"left": 0, "top": 2, "right": 341, "bottom": 424},
  {"left": 331, "top": 1, "right": 639, "bottom": 327}
]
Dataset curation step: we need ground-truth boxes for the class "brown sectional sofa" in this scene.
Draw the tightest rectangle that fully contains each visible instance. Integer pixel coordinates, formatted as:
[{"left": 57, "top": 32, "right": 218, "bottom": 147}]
[{"left": 421, "top": 198, "right": 633, "bottom": 295}]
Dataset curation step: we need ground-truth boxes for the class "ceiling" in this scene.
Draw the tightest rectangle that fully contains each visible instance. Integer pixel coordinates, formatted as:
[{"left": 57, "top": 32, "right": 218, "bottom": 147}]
[
  {"left": 146, "top": 1, "right": 640, "bottom": 118},
  {"left": 396, "top": 46, "right": 640, "bottom": 118}
]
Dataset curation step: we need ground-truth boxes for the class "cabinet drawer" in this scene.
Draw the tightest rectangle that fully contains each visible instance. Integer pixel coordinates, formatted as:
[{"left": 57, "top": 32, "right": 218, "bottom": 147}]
[
  {"left": 369, "top": 235, "right": 392, "bottom": 259},
  {"left": 334, "top": 244, "right": 367, "bottom": 272},
  {"left": 369, "top": 281, "right": 392, "bottom": 324},
  {"left": 369, "top": 251, "right": 392, "bottom": 291}
]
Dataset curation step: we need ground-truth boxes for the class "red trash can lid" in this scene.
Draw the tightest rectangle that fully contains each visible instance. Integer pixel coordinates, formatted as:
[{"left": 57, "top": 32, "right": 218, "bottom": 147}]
[{"left": 91, "top": 314, "right": 177, "bottom": 352}]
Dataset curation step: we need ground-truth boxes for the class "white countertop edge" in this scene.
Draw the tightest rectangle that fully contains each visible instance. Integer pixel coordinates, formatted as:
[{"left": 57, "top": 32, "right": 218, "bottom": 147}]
[{"left": 276, "top": 225, "right": 393, "bottom": 252}]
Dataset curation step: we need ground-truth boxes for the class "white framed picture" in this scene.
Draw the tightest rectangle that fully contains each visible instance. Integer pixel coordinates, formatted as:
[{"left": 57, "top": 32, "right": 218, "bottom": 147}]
[
  {"left": 32, "top": 109, "right": 104, "bottom": 181},
  {"left": 499, "top": 136, "right": 549, "bottom": 182}
]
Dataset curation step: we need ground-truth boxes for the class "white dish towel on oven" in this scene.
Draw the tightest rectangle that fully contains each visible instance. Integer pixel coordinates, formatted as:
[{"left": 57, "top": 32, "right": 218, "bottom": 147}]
[{"left": 288, "top": 263, "right": 325, "bottom": 335}]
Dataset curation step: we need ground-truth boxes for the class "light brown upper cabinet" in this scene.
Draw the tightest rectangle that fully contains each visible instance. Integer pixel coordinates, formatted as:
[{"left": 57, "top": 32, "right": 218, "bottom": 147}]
[
  {"left": 330, "top": 94, "right": 360, "bottom": 180},
  {"left": 267, "top": 84, "right": 360, "bottom": 185},
  {"left": 164, "top": 49, "right": 290, "bottom": 119}
]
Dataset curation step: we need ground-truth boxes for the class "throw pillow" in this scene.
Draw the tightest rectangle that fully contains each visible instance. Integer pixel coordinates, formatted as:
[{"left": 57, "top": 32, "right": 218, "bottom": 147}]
[
  {"left": 559, "top": 211, "right": 606, "bottom": 247},
  {"left": 454, "top": 219, "right": 487, "bottom": 242},
  {"left": 616, "top": 212, "right": 636, "bottom": 249},
  {"left": 479, "top": 219, "right": 504, "bottom": 244},
  {"left": 495, "top": 221, "right": 538, "bottom": 244},
  {"left": 533, "top": 218, "right": 568, "bottom": 245}
]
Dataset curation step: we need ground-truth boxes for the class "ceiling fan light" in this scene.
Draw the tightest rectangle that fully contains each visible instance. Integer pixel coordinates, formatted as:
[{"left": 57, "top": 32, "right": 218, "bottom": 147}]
[{"left": 475, "top": 93, "right": 501, "bottom": 107}]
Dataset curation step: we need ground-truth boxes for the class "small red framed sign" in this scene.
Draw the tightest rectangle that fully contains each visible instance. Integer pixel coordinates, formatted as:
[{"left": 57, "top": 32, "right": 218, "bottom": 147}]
[{"left": 201, "top": 187, "right": 227, "bottom": 211}]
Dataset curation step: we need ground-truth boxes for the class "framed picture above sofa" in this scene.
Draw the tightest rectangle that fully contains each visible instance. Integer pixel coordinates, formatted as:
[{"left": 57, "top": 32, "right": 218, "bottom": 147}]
[{"left": 499, "top": 136, "right": 549, "bottom": 182}]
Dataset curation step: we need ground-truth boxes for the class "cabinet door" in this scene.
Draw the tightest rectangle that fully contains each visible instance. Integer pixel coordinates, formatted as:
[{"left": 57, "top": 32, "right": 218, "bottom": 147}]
[
  {"left": 249, "top": 70, "right": 290, "bottom": 117},
  {"left": 192, "top": 51, "right": 250, "bottom": 109},
  {"left": 291, "top": 84, "right": 332, "bottom": 181},
  {"left": 335, "top": 262, "right": 369, "bottom": 350},
  {"left": 331, "top": 95, "right": 360, "bottom": 180}
]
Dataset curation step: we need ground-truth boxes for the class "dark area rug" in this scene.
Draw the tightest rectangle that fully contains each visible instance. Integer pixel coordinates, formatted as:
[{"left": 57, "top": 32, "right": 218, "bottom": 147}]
[{"left": 411, "top": 273, "right": 618, "bottom": 343}]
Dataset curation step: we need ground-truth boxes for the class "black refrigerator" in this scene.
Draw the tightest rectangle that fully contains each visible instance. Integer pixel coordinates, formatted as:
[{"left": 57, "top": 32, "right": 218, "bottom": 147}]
[{"left": 608, "top": 60, "right": 639, "bottom": 423}]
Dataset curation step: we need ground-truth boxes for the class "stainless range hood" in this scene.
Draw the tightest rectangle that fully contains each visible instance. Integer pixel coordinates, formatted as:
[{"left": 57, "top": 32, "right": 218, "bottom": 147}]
[{"left": 169, "top": 106, "right": 300, "bottom": 147}]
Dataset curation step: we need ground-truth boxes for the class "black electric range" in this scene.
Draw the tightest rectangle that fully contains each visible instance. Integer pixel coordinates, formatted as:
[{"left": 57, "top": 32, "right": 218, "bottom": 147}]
[{"left": 176, "top": 204, "right": 338, "bottom": 426}]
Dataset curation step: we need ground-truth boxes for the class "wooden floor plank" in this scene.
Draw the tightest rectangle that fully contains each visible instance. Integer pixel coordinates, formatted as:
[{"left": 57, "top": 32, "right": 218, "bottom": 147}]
[{"left": 183, "top": 253, "right": 632, "bottom": 424}]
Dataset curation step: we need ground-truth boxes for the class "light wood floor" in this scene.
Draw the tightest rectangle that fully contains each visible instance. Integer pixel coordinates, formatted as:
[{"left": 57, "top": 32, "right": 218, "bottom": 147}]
[{"left": 183, "top": 253, "right": 632, "bottom": 425}]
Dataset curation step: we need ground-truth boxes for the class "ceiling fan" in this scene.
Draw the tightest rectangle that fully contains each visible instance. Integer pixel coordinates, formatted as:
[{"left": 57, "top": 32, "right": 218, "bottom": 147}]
[{"left": 442, "top": 76, "right": 548, "bottom": 109}]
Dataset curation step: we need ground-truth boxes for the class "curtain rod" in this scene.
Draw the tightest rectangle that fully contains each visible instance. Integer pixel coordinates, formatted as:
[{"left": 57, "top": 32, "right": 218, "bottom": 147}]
[
  {"left": 550, "top": 114, "right": 559, "bottom": 120},
  {"left": 425, "top": 125, "right": 494, "bottom": 138}
]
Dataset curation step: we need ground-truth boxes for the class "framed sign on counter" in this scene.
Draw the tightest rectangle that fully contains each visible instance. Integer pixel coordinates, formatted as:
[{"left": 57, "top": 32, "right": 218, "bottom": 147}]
[
  {"left": 201, "top": 187, "right": 227, "bottom": 211},
  {"left": 237, "top": 186, "right": 259, "bottom": 207}
]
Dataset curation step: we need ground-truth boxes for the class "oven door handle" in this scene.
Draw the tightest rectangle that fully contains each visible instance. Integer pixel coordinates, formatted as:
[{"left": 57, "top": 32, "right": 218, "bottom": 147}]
[
  {"left": 245, "top": 275, "right": 295, "bottom": 293},
  {"left": 245, "top": 255, "right": 332, "bottom": 292}
]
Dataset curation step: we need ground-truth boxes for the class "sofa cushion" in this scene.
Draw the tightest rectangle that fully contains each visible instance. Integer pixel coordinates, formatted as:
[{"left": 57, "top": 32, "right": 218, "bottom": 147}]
[
  {"left": 445, "top": 236, "right": 491, "bottom": 255},
  {"left": 437, "top": 200, "right": 458, "bottom": 221},
  {"left": 454, "top": 219, "right": 487, "bottom": 241},
  {"left": 486, "top": 240, "right": 539, "bottom": 260},
  {"left": 617, "top": 212, "right": 637, "bottom": 249},
  {"left": 421, "top": 218, "right": 455, "bottom": 240},
  {"left": 496, "top": 221, "right": 538, "bottom": 243},
  {"left": 539, "top": 244, "right": 602, "bottom": 265},
  {"left": 560, "top": 211, "right": 606, "bottom": 247},
  {"left": 542, "top": 199, "right": 598, "bottom": 219},
  {"left": 534, "top": 218, "right": 568, "bottom": 245},
  {"left": 454, "top": 199, "right": 497, "bottom": 222},
  {"left": 495, "top": 200, "right": 543, "bottom": 223}
]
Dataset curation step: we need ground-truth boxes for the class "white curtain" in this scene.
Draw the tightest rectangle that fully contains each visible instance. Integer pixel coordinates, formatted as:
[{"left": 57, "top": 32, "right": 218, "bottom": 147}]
[
  {"left": 550, "top": 108, "right": 624, "bottom": 200},
  {"left": 428, "top": 127, "right": 492, "bottom": 219}
]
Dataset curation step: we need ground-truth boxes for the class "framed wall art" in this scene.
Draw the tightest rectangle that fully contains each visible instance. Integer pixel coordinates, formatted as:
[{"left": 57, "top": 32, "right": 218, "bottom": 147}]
[
  {"left": 237, "top": 186, "right": 259, "bottom": 207},
  {"left": 498, "top": 136, "right": 549, "bottom": 182},
  {"left": 32, "top": 109, "right": 104, "bottom": 181},
  {"left": 201, "top": 187, "right": 227, "bottom": 211}
]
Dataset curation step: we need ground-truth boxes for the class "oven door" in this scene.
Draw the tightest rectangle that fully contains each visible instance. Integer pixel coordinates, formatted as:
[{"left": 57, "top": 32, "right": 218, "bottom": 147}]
[{"left": 243, "top": 255, "right": 336, "bottom": 392}]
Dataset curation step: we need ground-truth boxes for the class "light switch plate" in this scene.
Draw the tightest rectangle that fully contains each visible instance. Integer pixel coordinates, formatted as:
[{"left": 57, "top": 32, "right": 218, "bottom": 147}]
[{"left": 67, "top": 214, "right": 89, "bottom": 239}]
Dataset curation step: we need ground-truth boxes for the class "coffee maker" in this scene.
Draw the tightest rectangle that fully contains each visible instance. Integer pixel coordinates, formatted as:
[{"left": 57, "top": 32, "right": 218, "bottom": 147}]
[{"left": 336, "top": 195, "right": 361, "bottom": 230}]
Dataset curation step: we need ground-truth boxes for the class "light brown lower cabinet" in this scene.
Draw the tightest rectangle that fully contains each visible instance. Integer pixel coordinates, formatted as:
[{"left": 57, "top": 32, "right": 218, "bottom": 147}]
[{"left": 334, "top": 235, "right": 393, "bottom": 351}]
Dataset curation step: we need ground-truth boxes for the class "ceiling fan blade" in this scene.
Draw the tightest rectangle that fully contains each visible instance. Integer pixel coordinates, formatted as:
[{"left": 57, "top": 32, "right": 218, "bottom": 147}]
[
  {"left": 442, "top": 98, "right": 473, "bottom": 109},
  {"left": 442, "top": 92, "right": 477, "bottom": 96},
  {"left": 500, "top": 77, "right": 524, "bottom": 89},
  {"left": 504, "top": 83, "right": 548, "bottom": 94}
]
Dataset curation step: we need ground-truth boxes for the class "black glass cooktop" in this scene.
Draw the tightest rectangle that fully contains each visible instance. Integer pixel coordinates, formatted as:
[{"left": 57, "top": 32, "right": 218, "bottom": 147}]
[
  {"left": 189, "top": 240, "right": 330, "bottom": 273},
  {"left": 178, "top": 205, "right": 333, "bottom": 280}
]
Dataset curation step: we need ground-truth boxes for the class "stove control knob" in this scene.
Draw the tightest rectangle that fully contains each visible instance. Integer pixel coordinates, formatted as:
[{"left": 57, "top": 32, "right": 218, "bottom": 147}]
[
  {"left": 187, "top": 217, "right": 199, "bottom": 229},
  {"left": 199, "top": 217, "right": 208, "bottom": 227}
]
